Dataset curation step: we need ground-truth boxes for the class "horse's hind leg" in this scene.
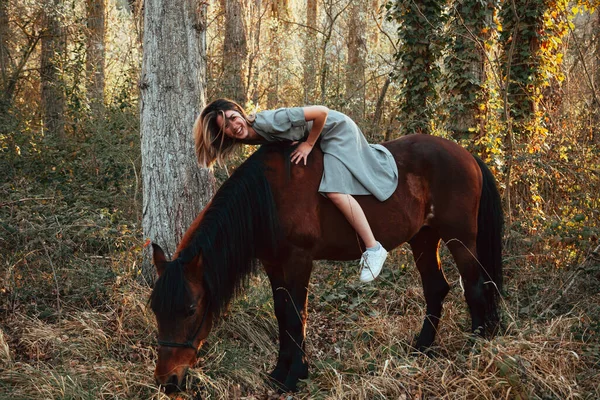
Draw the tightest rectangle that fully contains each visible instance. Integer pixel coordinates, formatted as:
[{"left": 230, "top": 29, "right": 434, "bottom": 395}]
[
  {"left": 409, "top": 226, "right": 450, "bottom": 351},
  {"left": 443, "top": 232, "right": 486, "bottom": 336}
]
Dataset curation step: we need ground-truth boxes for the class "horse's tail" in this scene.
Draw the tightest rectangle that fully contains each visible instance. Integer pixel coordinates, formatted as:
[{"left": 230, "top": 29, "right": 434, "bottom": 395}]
[{"left": 474, "top": 155, "right": 503, "bottom": 332}]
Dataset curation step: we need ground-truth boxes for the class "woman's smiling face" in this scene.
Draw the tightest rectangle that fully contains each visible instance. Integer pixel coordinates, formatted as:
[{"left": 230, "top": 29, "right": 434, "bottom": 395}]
[{"left": 216, "top": 110, "right": 249, "bottom": 140}]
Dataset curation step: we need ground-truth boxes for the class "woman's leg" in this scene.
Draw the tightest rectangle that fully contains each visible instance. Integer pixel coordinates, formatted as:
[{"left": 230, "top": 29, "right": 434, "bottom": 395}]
[
  {"left": 326, "top": 193, "right": 388, "bottom": 282},
  {"left": 326, "top": 193, "right": 377, "bottom": 247}
]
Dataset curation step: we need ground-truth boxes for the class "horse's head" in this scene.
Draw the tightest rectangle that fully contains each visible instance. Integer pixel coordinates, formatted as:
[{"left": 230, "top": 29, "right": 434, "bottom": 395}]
[{"left": 150, "top": 243, "right": 212, "bottom": 393}]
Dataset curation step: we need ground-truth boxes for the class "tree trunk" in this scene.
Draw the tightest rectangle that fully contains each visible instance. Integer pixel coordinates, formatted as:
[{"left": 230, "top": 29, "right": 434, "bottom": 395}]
[
  {"left": 594, "top": 11, "right": 600, "bottom": 143},
  {"left": 303, "top": 0, "right": 318, "bottom": 104},
  {"left": 0, "top": 0, "right": 8, "bottom": 85},
  {"left": 140, "top": 0, "right": 214, "bottom": 283},
  {"left": 500, "top": 0, "right": 545, "bottom": 131},
  {"left": 445, "top": 0, "right": 493, "bottom": 139},
  {"left": 345, "top": 0, "right": 366, "bottom": 120},
  {"left": 0, "top": 0, "right": 10, "bottom": 118},
  {"left": 41, "top": 0, "right": 66, "bottom": 140},
  {"left": 222, "top": 0, "right": 247, "bottom": 105},
  {"left": 391, "top": 0, "right": 444, "bottom": 135},
  {"left": 266, "top": 3, "right": 287, "bottom": 108},
  {"left": 373, "top": 75, "right": 390, "bottom": 126},
  {"left": 86, "top": 0, "right": 106, "bottom": 117},
  {"left": 247, "top": 0, "right": 263, "bottom": 105}
]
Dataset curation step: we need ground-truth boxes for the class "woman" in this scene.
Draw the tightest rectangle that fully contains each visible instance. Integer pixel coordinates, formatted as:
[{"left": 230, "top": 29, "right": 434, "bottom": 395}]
[{"left": 194, "top": 99, "right": 398, "bottom": 282}]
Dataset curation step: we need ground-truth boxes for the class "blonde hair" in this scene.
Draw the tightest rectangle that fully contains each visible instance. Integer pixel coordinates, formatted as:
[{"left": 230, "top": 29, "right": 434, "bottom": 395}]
[{"left": 193, "top": 99, "right": 254, "bottom": 168}]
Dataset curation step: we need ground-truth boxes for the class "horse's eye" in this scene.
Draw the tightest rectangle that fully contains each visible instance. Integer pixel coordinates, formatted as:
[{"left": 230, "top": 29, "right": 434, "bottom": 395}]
[{"left": 187, "top": 305, "right": 197, "bottom": 318}]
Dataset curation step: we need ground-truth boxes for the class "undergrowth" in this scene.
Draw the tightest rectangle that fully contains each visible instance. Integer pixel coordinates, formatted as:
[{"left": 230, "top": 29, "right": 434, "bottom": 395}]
[{"left": 1, "top": 107, "right": 599, "bottom": 399}]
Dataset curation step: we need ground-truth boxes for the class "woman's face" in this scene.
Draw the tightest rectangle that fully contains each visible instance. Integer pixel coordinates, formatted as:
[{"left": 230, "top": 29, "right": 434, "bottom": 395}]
[{"left": 216, "top": 110, "right": 249, "bottom": 140}]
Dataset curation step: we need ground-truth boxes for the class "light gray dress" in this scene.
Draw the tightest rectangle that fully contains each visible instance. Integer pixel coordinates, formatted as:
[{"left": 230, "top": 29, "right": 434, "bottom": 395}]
[{"left": 252, "top": 107, "right": 398, "bottom": 201}]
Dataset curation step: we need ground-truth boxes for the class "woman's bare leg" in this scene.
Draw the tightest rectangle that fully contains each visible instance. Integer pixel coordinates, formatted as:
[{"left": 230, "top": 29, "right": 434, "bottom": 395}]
[
  {"left": 326, "top": 193, "right": 377, "bottom": 248},
  {"left": 327, "top": 192, "right": 387, "bottom": 282}
]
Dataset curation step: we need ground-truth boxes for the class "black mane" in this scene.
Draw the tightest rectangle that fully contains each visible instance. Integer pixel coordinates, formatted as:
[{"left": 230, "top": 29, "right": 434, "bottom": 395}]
[{"left": 150, "top": 145, "right": 282, "bottom": 320}]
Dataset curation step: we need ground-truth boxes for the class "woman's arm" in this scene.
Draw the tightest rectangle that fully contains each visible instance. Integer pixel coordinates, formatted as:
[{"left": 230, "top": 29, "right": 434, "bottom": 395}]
[
  {"left": 303, "top": 105, "right": 329, "bottom": 146},
  {"left": 290, "top": 105, "right": 329, "bottom": 165}
]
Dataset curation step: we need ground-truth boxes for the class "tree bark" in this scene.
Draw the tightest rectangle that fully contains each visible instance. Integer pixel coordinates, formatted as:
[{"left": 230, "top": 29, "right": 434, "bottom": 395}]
[
  {"left": 140, "top": 0, "right": 214, "bottom": 282},
  {"left": 86, "top": 0, "right": 106, "bottom": 117},
  {"left": 222, "top": 0, "right": 247, "bottom": 105},
  {"left": 41, "top": 0, "right": 66, "bottom": 140}
]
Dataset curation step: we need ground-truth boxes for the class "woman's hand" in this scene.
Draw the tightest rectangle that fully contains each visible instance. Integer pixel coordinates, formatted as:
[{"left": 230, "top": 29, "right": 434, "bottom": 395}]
[{"left": 290, "top": 141, "right": 314, "bottom": 165}]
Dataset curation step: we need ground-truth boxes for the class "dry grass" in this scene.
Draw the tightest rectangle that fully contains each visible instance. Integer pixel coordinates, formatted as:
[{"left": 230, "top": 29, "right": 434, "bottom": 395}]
[{"left": 0, "top": 245, "right": 598, "bottom": 399}]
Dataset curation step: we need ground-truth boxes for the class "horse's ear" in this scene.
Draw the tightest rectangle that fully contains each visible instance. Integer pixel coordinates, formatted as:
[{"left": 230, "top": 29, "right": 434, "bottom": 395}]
[
  {"left": 152, "top": 243, "right": 168, "bottom": 276},
  {"left": 186, "top": 254, "right": 203, "bottom": 284}
]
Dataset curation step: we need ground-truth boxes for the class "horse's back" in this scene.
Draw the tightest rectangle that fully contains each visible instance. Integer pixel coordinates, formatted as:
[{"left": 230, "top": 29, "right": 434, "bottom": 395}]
[
  {"left": 260, "top": 136, "right": 482, "bottom": 260},
  {"left": 382, "top": 134, "right": 483, "bottom": 240}
]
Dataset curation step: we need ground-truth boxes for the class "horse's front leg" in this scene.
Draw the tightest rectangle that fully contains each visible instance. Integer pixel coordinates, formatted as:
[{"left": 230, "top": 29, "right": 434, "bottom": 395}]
[
  {"left": 265, "top": 250, "right": 313, "bottom": 392},
  {"left": 264, "top": 264, "right": 292, "bottom": 388}
]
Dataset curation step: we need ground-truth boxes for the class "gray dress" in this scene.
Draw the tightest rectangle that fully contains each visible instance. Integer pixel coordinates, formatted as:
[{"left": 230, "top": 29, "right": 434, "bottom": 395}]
[{"left": 252, "top": 107, "right": 398, "bottom": 201}]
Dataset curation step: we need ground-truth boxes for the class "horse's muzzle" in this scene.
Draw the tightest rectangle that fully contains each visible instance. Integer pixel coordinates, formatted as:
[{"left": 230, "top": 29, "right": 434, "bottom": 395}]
[{"left": 156, "top": 368, "right": 188, "bottom": 394}]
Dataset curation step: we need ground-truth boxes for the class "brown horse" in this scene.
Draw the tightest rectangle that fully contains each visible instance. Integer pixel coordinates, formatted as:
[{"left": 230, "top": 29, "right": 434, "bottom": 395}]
[{"left": 149, "top": 134, "right": 503, "bottom": 393}]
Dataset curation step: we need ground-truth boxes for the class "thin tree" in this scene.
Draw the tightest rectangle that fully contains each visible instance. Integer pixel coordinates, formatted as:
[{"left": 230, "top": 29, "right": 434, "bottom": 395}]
[
  {"left": 222, "top": 0, "right": 247, "bottom": 105},
  {"left": 86, "top": 0, "right": 105, "bottom": 117},
  {"left": 40, "top": 0, "right": 66, "bottom": 139},
  {"left": 0, "top": 0, "right": 10, "bottom": 118},
  {"left": 345, "top": 0, "right": 366, "bottom": 120},
  {"left": 303, "top": 0, "right": 318, "bottom": 104},
  {"left": 140, "top": 0, "right": 214, "bottom": 281}
]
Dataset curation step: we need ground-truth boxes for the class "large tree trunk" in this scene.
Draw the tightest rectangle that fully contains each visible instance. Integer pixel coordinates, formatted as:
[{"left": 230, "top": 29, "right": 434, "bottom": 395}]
[
  {"left": 345, "top": 0, "right": 366, "bottom": 120},
  {"left": 222, "top": 0, "right": 247, "bottom": 105},
  {"left": 86, "top": 0, "right": 105, "bottom": 117},
  {"left": 41, "top": 0, "right": 66, "bottom": 140},
  {"left": 140, "top": 0, "right": 214, "bottom": 282}
]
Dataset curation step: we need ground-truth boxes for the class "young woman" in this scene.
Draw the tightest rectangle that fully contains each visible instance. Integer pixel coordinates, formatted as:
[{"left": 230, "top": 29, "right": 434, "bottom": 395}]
[{"left": 194, "top": 99, "right": 398, "bottom": 282}]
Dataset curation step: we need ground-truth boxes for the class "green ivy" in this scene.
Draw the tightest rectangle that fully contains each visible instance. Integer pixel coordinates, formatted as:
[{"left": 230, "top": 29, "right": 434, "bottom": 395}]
[
  {"left": 499, "top": 0, "right": 571, "bottom": 142},
  {"left": 442, "top": 0, "right": 497, "bottom": 138},
  {"left": 388, "top": 0, "right": 446, "bottom": 135}
]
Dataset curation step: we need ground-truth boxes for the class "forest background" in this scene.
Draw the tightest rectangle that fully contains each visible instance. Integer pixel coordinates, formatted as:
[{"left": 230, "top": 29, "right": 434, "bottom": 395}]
[{"left": 0, "top": 0, "right": 599, "bottom": 398}]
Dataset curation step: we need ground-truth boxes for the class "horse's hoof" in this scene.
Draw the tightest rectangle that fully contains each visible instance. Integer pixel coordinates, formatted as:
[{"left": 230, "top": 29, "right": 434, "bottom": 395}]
[
  {"left": 411, "top": 339, "right": 439, "bottom": 358},
  {"left": 267, "top": 369, "right": 289, "bottom": 393},
  {"left": 283, "top": 377, "right": 300, "bottom": 393}
]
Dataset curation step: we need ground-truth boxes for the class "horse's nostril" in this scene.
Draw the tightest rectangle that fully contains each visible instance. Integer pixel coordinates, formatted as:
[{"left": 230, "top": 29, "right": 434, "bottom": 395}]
[
  {"left": 158, "top": 374, "right": 183, "bottom": 394},
  {"left": 167, "top": 374, "right": 179, "bottom": 386}
]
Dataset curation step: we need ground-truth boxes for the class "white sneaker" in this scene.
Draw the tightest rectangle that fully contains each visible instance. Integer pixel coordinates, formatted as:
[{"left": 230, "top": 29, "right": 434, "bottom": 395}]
[{"left": 359, "top": 245, "right": 388, "bottom": 283}]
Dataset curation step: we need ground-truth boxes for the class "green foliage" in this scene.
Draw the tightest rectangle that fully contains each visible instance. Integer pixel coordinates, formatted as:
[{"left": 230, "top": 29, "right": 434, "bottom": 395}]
[
  {"left": 499, "top": 0, "right": 572, "bottom": 137},
  {"left": 0, "top": 97, "right": 141, "bottom": 315}
]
